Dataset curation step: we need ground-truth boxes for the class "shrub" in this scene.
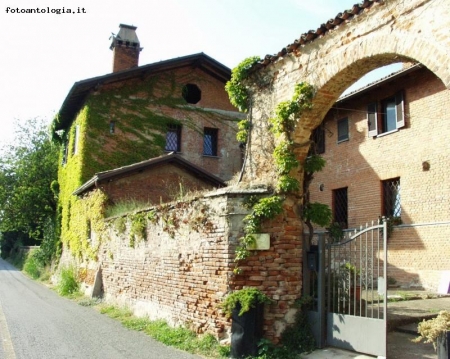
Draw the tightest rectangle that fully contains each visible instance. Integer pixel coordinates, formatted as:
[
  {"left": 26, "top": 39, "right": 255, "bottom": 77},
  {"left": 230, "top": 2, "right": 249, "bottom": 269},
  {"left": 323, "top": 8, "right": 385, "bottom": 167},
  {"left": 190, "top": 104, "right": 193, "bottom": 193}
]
[
  {"left": 221, "top": 288, "right": 272, "bottom": 317},
  {"left": 57, "top": 267, "right": 79, "bottom": 296},
  {"left": 23, "top": 254, "right": 42, "bottom": 279},
  {"left": 414, "top": 310, "right": 450, "bottom": 349}
]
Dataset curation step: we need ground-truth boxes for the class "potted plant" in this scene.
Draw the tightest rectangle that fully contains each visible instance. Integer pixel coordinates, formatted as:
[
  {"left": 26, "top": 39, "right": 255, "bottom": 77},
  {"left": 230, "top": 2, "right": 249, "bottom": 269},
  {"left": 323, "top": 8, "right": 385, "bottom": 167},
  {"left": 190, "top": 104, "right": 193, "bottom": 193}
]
[
  {"left": 221, "top": 288, "right": 272, "bottom": 359},
  {"left": 329, "top": 262, "right": 362, "bottom": 313},
  {"left": 414, "top": 310, "right": 450, "bottom": 359},
  {"left": 340, "top": 262, "right": 361, "bottom": 301}
]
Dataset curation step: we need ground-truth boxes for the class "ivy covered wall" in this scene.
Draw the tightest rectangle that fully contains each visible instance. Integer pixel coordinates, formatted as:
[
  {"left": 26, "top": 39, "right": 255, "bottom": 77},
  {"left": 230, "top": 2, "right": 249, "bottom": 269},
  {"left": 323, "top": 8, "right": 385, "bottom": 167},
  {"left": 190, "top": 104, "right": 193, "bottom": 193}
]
[{"left": 56, "top": 66, "right": 242, "bottom": 260}]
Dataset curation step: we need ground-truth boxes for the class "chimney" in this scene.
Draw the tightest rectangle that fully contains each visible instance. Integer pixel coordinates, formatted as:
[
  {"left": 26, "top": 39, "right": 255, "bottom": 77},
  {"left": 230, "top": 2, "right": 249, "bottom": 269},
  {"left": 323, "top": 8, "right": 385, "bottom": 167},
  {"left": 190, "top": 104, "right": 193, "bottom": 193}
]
[{"left": 110, "top": 24, "right": 142, "bottom": 72}]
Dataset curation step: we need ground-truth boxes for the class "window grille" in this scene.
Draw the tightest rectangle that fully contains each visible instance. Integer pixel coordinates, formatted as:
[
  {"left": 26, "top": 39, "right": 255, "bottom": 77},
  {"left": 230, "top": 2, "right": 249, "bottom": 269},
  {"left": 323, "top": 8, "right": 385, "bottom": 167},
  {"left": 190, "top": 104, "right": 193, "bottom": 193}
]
[
  {"left": 333, "top": 187, "right": 348, "bottom": 228},
  {"left": 203, "top": 128, "right": 218, "bottom": 156},
  {"left": 382, "top": 178, "right": 401, "bottom": 217},
  {"left": 165, "top": 124, "right": 181, "bottom": 152}
]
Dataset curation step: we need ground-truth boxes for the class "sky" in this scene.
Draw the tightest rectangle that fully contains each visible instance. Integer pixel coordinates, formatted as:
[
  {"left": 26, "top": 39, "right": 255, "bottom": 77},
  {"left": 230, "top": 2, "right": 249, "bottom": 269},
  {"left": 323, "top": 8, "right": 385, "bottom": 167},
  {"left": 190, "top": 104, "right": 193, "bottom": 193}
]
[{"left": 0, "top": 0, "right": 401, "bottom": 145}]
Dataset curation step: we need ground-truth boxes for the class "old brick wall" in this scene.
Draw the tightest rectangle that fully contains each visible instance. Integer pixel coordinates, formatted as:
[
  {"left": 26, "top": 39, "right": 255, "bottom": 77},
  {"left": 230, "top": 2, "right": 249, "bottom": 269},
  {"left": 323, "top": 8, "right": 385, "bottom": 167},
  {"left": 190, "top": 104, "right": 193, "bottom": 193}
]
[
  {"left": 96, "top": 193, "right": 236, "bottom": 337},
  {"left": 98, "top": 163, "right": 219, "bottom": 205},
  {"left": 58, "top": 189, "right": 305, "bottom": 342},
  {"left": 230, "top": 194, "right": 304, "bottom": 341}
]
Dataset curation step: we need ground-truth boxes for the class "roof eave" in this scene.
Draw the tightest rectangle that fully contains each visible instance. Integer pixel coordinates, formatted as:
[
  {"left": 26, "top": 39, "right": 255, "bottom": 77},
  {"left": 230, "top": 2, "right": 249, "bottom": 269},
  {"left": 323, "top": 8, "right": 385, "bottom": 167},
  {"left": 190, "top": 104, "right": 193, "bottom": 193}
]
[
  {"left": 56, "top": 53, "right": 231, "bottom": 131},
  {"left": 336, "top": 64, "right": 423, "bottom": 104}
]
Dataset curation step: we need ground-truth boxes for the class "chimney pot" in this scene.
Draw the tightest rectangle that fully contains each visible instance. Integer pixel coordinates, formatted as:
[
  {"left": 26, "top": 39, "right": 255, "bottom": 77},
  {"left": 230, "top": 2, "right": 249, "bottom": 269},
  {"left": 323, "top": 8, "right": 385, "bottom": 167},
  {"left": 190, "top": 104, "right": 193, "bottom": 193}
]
[{"left": 110, "top": 24, "right": 142, "bottom": 72}]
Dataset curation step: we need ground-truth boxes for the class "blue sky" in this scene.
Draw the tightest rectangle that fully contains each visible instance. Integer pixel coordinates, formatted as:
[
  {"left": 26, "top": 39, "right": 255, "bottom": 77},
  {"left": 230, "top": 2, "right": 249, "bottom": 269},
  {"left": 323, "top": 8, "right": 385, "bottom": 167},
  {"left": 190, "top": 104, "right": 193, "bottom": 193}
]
[{"left": 0, "top": 0, "right": 400, "bottom": 144}]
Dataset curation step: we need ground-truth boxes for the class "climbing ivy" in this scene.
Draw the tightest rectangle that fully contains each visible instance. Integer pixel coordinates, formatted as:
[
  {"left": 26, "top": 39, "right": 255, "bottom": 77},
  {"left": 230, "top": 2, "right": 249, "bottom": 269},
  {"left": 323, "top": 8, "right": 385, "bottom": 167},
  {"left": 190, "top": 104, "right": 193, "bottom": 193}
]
[
  {"left": 225, "top": 56, "right": 261, "bottom": 112},
  {"left": 62, "top": 189, "right": 107, "bottom": 260},
  {"left": 128, "top": 212, "right": 148, "bottom": 247},
  {"left": 54, "top": 69, "right": 235, "bottom": 261},
  {"left": 229, "top": 78, "right": 332, "bottom": 272}
]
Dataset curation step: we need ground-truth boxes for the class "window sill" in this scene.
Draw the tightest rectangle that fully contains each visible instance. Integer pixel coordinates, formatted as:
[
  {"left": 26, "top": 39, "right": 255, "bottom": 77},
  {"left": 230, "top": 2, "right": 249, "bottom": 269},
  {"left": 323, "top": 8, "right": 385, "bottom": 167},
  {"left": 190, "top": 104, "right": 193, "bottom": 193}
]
[
  {"left": 202, "top": 154, "right": 219, "bottom": 159},
  {"left": 376, "top": 128, "right": 399, "bottom": 138},
  {"left": 337, "top": 138, "right": 349, "bottom": 144}
]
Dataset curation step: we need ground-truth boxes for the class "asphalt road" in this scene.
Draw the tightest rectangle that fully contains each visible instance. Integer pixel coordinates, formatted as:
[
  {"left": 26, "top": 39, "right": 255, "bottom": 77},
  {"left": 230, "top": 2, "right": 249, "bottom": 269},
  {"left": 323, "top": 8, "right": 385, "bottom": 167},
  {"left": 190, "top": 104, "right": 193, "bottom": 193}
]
[{"left": 0, "top": 258, "right": 201, "bottom": 359}]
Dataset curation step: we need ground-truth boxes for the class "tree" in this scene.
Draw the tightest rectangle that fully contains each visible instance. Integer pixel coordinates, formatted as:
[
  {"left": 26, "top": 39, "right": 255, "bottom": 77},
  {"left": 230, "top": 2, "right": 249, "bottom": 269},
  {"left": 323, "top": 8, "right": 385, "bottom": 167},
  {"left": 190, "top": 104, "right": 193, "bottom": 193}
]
[{"left": 0, "top": 118, "right": 59, "bottom": 257}]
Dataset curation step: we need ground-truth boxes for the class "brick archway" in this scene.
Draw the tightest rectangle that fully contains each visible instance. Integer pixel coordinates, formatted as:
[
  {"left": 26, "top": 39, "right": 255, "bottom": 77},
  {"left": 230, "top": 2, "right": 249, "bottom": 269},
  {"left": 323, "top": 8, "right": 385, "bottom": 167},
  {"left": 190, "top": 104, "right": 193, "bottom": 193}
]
[
  {"left": 243, "top": 0, "right": 450, "bottom": 184},
  {"left": 236, "top": 0, "right": 450, "bottom": 342}
]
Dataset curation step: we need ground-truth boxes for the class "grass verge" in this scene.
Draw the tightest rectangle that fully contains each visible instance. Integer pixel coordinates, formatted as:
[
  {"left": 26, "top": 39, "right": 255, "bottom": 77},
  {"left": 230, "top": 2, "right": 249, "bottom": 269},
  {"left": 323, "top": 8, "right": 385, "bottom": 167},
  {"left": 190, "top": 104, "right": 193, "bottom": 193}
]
[{"left": 97, "top": 305, "right": 228, "bottom": 358}]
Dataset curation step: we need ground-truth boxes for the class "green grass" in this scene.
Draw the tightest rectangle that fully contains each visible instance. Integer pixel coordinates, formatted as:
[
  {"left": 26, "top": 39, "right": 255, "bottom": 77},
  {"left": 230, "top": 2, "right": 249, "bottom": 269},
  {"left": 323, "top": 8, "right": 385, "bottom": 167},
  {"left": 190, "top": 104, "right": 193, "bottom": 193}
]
[
  {"left": 98, "top": 304, "right": 227, "bottom": 358},
  {"left": 105, "top": 199, "right": 153, "bottom": 218},
  {"left": 8, "top": 250, "right": 51, "bottom": 281},
  {"left": 57, "top": 267, "right": 80, "bottom": 296},
  {"left": 96, "top": 303, "right": 309, "bottom": 359}
]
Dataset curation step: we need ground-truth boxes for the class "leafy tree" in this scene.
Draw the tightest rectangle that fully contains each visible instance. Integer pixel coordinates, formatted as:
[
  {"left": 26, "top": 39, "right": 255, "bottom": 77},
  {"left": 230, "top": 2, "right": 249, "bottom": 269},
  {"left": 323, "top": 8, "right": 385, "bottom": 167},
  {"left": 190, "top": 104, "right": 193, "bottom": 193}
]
[{"left": 0, "top": 118, "right": 59, "bottom": 259}]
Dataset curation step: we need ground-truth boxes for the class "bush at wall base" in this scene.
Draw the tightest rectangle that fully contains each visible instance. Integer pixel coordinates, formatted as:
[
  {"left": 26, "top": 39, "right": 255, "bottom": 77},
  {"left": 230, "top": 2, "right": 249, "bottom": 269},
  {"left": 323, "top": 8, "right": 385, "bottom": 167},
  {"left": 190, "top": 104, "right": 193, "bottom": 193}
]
[{"left": 220, "top": 288, "right": 271, "bottom": 359}]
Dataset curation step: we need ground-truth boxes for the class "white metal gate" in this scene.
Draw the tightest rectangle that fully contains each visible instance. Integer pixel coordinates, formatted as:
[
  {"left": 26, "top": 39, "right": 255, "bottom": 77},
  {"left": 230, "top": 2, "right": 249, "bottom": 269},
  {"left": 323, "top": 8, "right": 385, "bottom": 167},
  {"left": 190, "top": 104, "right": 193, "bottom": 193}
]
[{"left": 305, "top": 219, "right": 387, "bottom": 358}]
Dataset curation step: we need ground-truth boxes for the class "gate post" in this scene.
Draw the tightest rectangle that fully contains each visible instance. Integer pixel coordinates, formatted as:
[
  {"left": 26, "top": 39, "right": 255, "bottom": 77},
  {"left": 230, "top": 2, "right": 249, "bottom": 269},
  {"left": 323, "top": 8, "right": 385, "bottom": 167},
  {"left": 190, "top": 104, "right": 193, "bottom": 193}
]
[{"left": 317, "top": 233, "right": 326, "bottom": 348}]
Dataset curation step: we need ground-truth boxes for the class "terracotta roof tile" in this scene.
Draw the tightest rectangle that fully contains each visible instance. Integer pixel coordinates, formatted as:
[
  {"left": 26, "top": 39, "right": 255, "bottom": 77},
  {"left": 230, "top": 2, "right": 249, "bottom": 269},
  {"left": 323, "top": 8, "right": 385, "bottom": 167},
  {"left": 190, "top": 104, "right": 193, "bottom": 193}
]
[{"left": 251, "top": 0, "right": 383, "bottom": 70}]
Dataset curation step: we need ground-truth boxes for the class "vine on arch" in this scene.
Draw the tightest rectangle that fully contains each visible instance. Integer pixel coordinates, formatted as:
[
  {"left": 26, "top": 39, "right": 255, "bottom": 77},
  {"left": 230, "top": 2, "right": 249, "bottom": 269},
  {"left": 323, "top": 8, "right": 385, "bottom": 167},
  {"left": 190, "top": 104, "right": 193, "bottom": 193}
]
[{"left": 226, "top": 62, "right": 330, "bottom": 272}]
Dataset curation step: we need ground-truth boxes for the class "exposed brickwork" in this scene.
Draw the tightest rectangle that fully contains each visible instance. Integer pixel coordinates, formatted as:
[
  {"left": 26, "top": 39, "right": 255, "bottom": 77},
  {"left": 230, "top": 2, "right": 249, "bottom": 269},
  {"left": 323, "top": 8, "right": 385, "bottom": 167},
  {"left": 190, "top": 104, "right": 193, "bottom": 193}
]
[
  {"left": 308, "top": 67, "right": 450, "bottom": 290},
  {"left": 89, "top": 65, "right": 242, "bottom": 181},
  {"left": 242, "top": 0, "right": 450, "bottom": 293},
  {"left": 98, "top": 163, "right": 219, "bottom": 205},
  {"left": 243, "top": 0, "right": 450, "bottom": 186},
  {"left": 388, "top": 225, "right": 450, "bottom": 289},
  {"left": 59, "top": 0, "right": 450, "bottom": 346},
  {"left": 230, "top": 196, "right": 304, "bottom": 341},
  {"left": 58, "top": 190, "right": 304, "bottom": 342},
  {"left": 112, "top": 46, "right": 140, "bottom": 72}
]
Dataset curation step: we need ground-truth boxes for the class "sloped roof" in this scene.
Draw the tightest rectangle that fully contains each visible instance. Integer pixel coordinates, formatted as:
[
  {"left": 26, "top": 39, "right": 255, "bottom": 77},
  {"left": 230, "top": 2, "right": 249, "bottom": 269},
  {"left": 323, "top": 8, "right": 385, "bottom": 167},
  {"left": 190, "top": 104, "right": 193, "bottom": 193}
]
[
  {"left": 55, "top": 53, "right": 231, "bottom": 131},
  {"left": 250, "top": 0, "right": 384, "bottom": 72},
  {"left": 73, "top": 152, "right": 226, "bottom": 196},
  {"left": 336, "top": 64, "right": 422, "bottom": 103}
]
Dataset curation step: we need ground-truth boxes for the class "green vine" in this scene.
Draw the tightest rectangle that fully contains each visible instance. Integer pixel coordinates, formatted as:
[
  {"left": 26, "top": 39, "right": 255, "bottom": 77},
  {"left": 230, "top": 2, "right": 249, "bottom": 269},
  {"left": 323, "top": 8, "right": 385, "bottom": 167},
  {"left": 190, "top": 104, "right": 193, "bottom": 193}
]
[
  {"left": 234, "top": 195, "right": 284, "bottom": 274},
  {"left": 225, "top": 56, "right": 261, "bottom": 112},
  {"left": 236, "top": 118, "right": 251, "bottom": 143},
  {"left": 221, "top": 287, "right": 272, "bottom": 317},
  {"left": 231, "top": 82, "right": 319, "bottom": 274},
  {"left": 129, "top": 212, "right": 148, "bottom": 247},
  {"left": 55, "top": 69, "right": 235, "bottom": 260},
  {"left": 270, "top": 83, "right": 314, "bottom": 136}
]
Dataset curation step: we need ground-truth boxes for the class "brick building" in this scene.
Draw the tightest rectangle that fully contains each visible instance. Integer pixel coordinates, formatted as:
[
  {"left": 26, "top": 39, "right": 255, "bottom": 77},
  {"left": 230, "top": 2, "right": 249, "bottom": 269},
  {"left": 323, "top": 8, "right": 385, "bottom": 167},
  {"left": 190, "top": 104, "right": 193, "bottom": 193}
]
[
  {"left": 73, "top": 152, "right": 226, "bottom": 204},
  {"left": 54, "top": 24, "right": 242, "bottom": 209},
  {"left": 309, "top": 64, "right": 450, "bottom": 290}
]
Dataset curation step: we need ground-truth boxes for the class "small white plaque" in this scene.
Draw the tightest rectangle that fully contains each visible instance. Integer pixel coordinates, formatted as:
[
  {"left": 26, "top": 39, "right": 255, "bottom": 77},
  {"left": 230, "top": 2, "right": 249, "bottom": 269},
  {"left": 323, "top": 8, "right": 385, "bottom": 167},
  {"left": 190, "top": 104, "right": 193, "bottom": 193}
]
[{"left": 247, "top": 233, "right": 270, "bottom": 250}]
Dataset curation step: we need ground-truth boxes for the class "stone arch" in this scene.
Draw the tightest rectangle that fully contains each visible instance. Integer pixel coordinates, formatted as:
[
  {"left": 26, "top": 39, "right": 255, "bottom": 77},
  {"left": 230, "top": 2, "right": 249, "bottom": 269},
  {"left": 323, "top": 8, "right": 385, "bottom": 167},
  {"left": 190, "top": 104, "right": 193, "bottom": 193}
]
[
  {"left": 292, "top": 28, "right": 450, "bottom": 163},
  {"left": 237, "top": 0, "right": 450, "bottom": 343}
]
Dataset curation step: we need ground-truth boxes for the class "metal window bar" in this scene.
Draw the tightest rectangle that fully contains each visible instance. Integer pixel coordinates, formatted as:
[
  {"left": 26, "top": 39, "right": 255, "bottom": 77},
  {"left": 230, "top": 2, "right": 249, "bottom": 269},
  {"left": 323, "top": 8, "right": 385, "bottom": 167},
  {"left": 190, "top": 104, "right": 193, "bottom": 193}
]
[
  {"left": 334, "top": 188, "right": 348, "bottom": 228},
  {"left": 165, "top": 125, "right": 180, "bottom": 152},
  {"left": 383, "top": 178, "right": 401, "bottom": 217},
  {"left": 203, "top": 128, "right": 218, "bottom": 156}
]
